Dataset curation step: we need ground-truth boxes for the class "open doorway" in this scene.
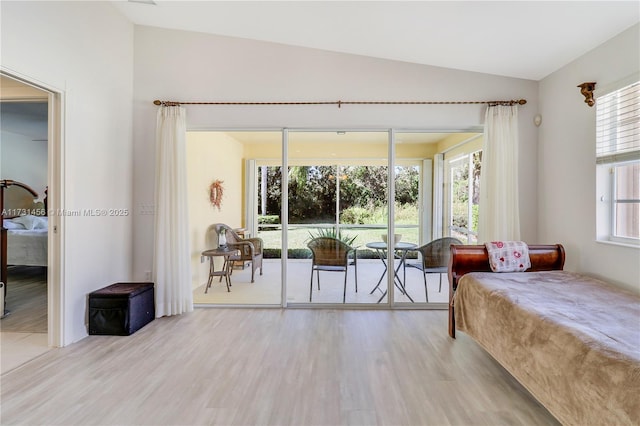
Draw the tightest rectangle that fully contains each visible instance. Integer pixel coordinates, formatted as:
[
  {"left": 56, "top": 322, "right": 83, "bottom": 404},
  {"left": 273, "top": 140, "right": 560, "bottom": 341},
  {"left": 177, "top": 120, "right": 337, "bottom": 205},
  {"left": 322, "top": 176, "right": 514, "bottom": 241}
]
[
  {"left": 187, "top": 130, "right": 283, "bottom": 305},
  {"left": 0, "top": 75, "right": 51, "bottom": 372}
]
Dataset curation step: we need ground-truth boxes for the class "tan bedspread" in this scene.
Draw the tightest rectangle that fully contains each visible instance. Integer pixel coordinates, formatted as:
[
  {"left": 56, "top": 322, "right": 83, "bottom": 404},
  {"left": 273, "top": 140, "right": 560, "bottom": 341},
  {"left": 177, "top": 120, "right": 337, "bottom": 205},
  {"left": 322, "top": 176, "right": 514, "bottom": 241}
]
[{"left": 454, "top": 270, "right": 640, "bottom": 425}]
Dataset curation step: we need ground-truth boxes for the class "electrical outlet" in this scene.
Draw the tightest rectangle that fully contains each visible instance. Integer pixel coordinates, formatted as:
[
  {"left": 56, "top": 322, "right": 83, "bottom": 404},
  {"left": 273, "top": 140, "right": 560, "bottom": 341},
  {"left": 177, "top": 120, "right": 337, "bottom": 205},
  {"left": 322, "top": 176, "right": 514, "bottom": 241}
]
[
  {"left": 140, "top": 203, "right": 155, "bottom": 215},
  {"left": 144, "top": 270, "right": 151, "bottom": 280}
]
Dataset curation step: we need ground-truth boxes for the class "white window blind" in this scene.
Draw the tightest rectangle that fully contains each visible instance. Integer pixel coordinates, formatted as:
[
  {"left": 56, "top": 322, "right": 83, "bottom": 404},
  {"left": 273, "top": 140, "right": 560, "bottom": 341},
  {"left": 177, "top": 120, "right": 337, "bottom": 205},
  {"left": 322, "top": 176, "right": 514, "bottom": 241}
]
[{"left": 596, "top": 81, "right": 640, "bottom": 164}]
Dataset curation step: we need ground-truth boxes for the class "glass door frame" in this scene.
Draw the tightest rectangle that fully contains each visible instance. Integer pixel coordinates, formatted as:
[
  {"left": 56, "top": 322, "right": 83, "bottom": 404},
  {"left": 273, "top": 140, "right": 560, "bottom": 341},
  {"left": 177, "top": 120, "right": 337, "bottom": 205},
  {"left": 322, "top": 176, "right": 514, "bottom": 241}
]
[
  {"left": 281, "top": 128, "right": 418, "bottom": 308},
  {"left": 244, "top": 127, "right": 479, "bottom": 308},
  {"left": 442, "top": 135, "right": 483, "bottom": 245}
]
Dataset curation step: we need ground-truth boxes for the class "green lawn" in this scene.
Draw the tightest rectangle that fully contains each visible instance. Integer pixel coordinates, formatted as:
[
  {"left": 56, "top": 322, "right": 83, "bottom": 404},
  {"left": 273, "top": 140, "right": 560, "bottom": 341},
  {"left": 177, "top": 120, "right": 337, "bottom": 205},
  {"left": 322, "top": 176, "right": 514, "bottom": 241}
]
[{"left": 257, "top": 224, "right": 420, "bottom": 258}]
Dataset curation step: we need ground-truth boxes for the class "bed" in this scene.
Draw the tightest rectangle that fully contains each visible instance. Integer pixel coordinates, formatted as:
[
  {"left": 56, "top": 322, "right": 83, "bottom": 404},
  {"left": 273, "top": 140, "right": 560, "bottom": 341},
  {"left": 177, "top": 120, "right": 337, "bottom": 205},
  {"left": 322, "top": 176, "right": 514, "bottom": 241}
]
[
  {"left": 4, "top": 219, "right": 48, "bottom": 267},
  {"left": 448, "top": 244, "right": 640, "bottom": 425},
  {"left": 1, "top": 180, "right": 48, "bottom": 272}
]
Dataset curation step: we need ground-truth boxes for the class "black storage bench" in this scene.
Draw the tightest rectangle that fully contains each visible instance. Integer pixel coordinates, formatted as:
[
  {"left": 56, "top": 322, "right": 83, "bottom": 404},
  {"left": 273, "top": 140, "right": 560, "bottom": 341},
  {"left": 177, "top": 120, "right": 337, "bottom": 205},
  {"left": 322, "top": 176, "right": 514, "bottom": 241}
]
[{"left": 88, "top": 282, "right": 155, "bottom": 336}]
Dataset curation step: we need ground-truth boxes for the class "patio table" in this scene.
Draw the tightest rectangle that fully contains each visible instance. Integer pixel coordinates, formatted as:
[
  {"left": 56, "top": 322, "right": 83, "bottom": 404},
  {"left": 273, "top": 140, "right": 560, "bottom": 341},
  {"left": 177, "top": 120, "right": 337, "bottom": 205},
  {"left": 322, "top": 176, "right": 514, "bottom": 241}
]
[
  {"left": 202, "top": 247, "right": 240, "bottom": 293},
  {"left": 365, "top": 241, "right": 417, "bottom": 303}
]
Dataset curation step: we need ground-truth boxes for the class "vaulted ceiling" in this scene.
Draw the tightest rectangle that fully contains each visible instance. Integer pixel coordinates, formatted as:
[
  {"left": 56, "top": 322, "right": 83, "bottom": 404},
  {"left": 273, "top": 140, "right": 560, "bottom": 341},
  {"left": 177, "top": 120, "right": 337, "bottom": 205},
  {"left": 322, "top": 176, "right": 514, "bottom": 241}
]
[
  {"left": 3, "top": 2, "right": 639, "bottom": 142},
  {"left": 113, "top": 1, "right": 640, "bottom": 81}
]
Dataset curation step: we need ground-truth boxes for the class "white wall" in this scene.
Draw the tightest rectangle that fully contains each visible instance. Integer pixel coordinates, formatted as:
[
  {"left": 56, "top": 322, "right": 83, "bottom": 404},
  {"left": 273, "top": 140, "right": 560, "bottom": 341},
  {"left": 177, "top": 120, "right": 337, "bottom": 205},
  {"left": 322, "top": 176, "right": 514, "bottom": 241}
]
[
  {"left": 1, "top": 131, "right": 48, "bottom": 196},
  {"left": 539, "top": 24, "right": 640, "bottom": 293},
  {"left": 1, "top": 1, "right": 134, "bottom": 344},
  {"left": 186, "top": 132, "right": 245, "bottom": 288},
  {"left": 132, "top": 26, "right": 540, "bottom": 278}
]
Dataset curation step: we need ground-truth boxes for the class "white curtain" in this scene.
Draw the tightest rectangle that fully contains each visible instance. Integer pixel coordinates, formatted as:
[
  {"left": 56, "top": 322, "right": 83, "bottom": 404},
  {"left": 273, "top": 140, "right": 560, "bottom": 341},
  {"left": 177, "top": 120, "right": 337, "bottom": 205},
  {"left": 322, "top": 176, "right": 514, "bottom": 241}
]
[
  {"left": 153, "top": 106, "right": 193, "bottom": 317},
  {"left": 477, "top": 105, "right": 521, "bottom": 243}
]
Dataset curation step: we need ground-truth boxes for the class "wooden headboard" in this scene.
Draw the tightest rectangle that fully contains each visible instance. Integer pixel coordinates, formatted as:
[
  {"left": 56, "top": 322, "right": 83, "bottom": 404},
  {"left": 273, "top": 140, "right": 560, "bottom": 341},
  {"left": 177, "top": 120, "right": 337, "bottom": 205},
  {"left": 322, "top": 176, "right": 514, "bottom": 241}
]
[
  {"left": 1, "top": 180, "right": 44, "bottom": 291},
  {"left": 447, "top": 244, "right": 565, "bottom": 338},
  {"left": 1, "top": 180, "right": 43, "bottom": 218}
]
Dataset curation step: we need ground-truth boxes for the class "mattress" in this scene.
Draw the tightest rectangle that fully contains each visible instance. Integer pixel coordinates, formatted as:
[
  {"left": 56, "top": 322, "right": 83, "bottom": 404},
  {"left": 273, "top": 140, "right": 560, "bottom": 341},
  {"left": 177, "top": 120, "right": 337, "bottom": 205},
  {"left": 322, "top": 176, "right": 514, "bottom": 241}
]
[
  {"left": 454, "top": 270, "right": 640, "bottom": 425},
  {"left": 7, "top": 228, "right": 48, "bottom": 267}
]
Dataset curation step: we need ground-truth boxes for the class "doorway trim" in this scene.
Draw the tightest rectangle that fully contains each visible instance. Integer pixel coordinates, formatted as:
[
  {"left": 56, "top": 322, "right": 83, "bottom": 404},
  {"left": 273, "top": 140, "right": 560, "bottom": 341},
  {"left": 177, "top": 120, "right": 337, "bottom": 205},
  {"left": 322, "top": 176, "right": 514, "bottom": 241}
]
[{"left": 1, "top": 68, "right": 65, "bottom": 347}]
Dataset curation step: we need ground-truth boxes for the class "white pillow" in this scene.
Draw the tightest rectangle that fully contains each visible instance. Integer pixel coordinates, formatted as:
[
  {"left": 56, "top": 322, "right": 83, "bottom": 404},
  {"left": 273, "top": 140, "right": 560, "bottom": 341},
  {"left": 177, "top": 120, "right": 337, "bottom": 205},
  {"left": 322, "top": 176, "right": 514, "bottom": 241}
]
[
  {"left": 3, "top": 219, "right": 26, "bottom": 230},
  {"left": 11, "top": 215, "right": 47, "bottom": 230}
]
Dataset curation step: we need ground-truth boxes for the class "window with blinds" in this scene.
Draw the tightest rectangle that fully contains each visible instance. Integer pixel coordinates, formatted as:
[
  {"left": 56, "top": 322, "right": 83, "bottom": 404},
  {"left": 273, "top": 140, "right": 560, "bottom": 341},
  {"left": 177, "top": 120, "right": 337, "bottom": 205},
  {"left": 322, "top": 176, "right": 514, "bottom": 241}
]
[
  {"left": 596, "top": 81, "right": 639, "bottom": 164},
  {"left": 596, "top": 80, "right": 639, "bottom": 243}
]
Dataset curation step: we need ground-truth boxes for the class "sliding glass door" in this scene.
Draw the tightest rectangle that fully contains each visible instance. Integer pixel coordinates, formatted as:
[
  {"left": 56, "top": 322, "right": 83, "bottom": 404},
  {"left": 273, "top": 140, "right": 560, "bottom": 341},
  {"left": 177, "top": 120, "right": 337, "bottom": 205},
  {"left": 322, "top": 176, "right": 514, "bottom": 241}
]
[
  {"left": 388, "top": 132, "right": 436, "bottom": 304},
  {"left": 187, "top": 129, "right": 480, "bottom": 308},
  {"left": 285, "top": 130, "right": 389, "bottom": 304}
]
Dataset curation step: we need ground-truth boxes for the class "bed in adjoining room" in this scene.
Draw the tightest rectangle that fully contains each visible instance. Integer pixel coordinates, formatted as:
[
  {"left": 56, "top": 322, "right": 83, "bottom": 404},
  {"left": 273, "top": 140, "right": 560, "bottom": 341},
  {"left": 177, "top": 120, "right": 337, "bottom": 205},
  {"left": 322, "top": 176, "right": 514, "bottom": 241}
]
[
  {"left": 1, "top": 180, "right": 48, "bottom": 319},
  {"left": 1, "top": 181, "right": 48, "bottom": 267},
  {"left": 448, "top": 243, "right": 640, "bottom": 426},
  {"left": 4, "top": 215, "right": 48, "bottom": 267}
]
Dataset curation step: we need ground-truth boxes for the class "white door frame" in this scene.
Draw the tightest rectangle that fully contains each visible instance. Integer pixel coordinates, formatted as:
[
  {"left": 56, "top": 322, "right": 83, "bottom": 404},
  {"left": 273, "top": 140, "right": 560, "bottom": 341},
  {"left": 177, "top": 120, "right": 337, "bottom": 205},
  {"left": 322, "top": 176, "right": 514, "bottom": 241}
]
[{"left": 1, "top": 69, "right": 65, "bottom": 347}]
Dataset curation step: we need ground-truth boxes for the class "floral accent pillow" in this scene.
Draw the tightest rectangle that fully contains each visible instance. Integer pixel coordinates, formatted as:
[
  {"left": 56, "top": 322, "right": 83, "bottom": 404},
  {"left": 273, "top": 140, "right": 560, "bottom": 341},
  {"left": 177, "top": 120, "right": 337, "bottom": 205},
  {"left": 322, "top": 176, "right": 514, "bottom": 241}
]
[{"left": 485, "top": 241, "right": 531, "bottom": 272}]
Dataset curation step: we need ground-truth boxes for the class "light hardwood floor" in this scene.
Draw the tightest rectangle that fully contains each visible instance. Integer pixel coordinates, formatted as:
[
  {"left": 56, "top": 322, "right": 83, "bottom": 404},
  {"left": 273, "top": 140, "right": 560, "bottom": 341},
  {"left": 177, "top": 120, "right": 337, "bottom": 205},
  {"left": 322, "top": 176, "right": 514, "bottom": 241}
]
[
  {"left": 0, "top": 308, "right": 559, "bottom": 425},
  {"left": 1, "top": 266, "right": 49, "bottom": 374},
  {"left": 1, "top": 266, "right": 47, "bottom": 333}
]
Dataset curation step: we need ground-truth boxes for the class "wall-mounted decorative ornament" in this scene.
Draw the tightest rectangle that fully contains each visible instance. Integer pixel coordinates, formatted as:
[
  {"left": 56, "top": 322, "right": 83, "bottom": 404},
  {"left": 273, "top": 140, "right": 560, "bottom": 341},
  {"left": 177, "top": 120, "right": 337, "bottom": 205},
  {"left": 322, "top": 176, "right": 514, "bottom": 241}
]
[
  {"left": 209, "top": 179, "right": 224, "bottom": 211},
  {"left": 534, "top": 114, "right": 542, "bottom": 127},
  {"left": 577, "top": 82, "right": 596, "bottom": 107}
]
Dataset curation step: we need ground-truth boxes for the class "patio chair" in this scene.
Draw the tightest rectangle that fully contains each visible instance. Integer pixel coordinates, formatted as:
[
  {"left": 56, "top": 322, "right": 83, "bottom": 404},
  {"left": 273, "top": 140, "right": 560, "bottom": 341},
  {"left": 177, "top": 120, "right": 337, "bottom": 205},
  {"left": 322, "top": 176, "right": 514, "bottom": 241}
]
[
  {"left": 407, "top": 237, "right": 462, "bottom": 302},
  {"left": 214, "top": 223, "right": 264, "bottom": 283},
  {"left": 307, "top": 237, "right": 358, "bottom": 303}
]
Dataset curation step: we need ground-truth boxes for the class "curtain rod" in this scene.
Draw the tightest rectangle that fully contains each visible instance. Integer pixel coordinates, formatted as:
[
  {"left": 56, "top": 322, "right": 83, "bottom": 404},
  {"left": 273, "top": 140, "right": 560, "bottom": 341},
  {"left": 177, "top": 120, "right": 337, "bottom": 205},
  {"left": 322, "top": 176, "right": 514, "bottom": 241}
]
[{"left": 152, "top": 99, "right": 527, "bottom": 108}]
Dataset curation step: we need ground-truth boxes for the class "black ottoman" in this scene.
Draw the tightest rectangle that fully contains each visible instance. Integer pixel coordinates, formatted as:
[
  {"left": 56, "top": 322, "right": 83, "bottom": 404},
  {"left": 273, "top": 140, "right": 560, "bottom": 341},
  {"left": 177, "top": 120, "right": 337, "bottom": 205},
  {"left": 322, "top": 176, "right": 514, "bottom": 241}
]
[{"left": 88, "top": 282, "right": 155, "bottom": 336}]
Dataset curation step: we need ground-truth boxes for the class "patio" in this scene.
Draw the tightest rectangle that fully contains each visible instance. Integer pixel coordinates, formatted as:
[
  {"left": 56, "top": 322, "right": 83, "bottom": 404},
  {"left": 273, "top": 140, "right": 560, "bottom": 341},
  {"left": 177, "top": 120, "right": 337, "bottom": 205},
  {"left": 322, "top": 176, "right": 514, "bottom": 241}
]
[{"left": 193, "top": 258, "right": 450, "bottom": 305}]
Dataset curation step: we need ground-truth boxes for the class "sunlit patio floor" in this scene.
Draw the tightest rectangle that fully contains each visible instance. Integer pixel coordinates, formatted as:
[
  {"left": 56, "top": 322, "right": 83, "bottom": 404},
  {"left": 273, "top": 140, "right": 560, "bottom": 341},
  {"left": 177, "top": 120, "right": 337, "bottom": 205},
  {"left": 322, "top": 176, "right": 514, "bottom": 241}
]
[{"left": 193, "top": 258, "right": 449, "bottom": 306}]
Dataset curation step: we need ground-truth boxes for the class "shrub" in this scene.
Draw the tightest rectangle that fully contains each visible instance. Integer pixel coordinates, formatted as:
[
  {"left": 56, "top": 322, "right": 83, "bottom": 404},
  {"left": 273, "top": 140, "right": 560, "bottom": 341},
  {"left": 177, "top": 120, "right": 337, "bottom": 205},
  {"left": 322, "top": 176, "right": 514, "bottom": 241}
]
[
  {"left": 394, "top": 203, "right": 418, "bottom": 224},
  {"left": 471, "top": 204, "right": 479, "bottom": 233},
  {"left": 258, "top": 215, "right": 280, "bottom": 225},
  {"left": 340, "top": 206, "right": 373, "bottom": 224},
  {"left": 341, "top": 203, "right": 418, "bottom": 225},
  {"left": 264, "top": 247, "right": 386, "bottom": 259},
  {"left": 307, "top": 228, "right": 357, "bottom": 246},
  {"left": 259, "top": 215, "right": 280, "bottom": 231},
  {"left": 263, "top": 248, "right": 311, "bottom": 259},
  {"left": 450, "top": 203, "right": 479, "bottom": 233},
  {"left": 263, "top": 248, "right": 281, "bottom": 258}
]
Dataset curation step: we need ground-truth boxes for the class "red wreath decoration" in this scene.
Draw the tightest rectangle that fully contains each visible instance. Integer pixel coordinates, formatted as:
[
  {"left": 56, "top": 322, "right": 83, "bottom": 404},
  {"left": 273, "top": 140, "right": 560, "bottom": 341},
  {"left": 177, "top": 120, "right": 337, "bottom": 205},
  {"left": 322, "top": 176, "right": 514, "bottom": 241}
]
[{"left": 209, "top": 179, "right": 224, "bottom": 211}]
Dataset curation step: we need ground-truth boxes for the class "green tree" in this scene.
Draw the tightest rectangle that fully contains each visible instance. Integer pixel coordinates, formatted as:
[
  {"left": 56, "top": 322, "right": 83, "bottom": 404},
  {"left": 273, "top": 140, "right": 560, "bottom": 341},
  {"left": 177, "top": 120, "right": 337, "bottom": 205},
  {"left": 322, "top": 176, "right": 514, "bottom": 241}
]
[
  {"left": 260, "top": 164, "right": 420, "bottom": 224},
  {"left": 340, "top": 165, "right": 388, "bottom": 210},
  {"left": 395, "top": 166, "right": 419, "bottom": 205}
]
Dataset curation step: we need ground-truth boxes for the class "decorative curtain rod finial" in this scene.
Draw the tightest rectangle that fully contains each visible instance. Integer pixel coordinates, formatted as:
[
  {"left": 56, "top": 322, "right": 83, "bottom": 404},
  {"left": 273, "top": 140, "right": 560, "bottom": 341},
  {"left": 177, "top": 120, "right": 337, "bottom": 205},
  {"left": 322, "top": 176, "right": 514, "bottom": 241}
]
[
  {"left": 153, "top": 100, "right": 181, "bottom": 107},
  {"left": 577, "top": 82, "right": 596, "bottom": 107}
]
